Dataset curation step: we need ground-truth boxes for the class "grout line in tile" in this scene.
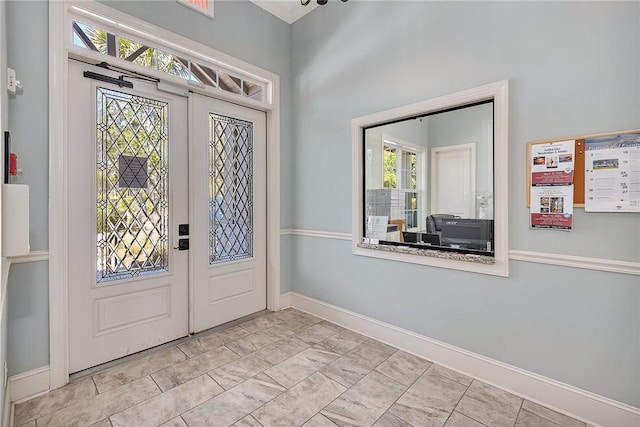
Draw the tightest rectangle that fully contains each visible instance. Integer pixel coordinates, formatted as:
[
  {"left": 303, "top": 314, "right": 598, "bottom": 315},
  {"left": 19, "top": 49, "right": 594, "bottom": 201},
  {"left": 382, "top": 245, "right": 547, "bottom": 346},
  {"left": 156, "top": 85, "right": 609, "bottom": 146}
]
[
  {"left": 261, "top": 371, "right": 287, "bottom": 390},
  {"left": 513, "top": 398, "right": 526, "bottom": 427},
  {"left": 368, "top": 354, "right": 433, "bottom": 427},
  {"left": 176, "top": 342, "right": 191, "bottom": 359},
  {"left": 205, "top": 372, "right": 225, "bottom": 391},
  {"left": 148, "top": 373, "right": 164, "bottom": 393},
  {"left": 251, "top": 414, "right": 266, "bottom": 427},
  {"left": 452, "top": 380, "right": 496, "bottom": 427}
]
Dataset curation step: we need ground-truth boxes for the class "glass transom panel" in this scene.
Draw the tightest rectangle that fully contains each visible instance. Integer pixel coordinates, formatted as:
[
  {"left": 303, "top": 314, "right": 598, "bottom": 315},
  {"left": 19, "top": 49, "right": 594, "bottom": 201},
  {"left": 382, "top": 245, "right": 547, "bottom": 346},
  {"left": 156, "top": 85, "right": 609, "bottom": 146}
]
[
  {"left": 96, "top": 87, "right": 170, "bottom": 282},
  {"left": 209, "top": 113, "right": 254, "bottom": 264},
  {"left": 72, "top": 20, "right": 266, "bottom": 102}
]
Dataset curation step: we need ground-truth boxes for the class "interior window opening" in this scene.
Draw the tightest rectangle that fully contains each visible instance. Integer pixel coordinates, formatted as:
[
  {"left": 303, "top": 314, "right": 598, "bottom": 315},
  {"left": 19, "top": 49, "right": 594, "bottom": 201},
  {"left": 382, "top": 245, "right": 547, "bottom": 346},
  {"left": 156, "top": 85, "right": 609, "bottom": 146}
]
[{"left": 363, "top": 100, "right": 495, "bottom": 257}]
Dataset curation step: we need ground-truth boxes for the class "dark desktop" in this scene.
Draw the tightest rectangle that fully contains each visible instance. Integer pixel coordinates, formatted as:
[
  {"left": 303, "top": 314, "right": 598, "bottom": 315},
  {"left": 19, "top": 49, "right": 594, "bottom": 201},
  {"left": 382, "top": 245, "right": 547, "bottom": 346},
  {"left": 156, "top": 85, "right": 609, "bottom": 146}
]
[{"left": 400, "top": 215, "right": 494, "bottom": 253}]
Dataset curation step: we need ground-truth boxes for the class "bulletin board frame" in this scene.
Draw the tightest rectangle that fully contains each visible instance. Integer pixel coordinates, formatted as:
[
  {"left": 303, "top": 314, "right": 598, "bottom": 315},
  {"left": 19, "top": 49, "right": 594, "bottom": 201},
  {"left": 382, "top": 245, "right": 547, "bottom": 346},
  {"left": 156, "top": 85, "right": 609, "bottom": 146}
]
[{"left": 526, "top": 129, "right": 640, "bottom": 208}]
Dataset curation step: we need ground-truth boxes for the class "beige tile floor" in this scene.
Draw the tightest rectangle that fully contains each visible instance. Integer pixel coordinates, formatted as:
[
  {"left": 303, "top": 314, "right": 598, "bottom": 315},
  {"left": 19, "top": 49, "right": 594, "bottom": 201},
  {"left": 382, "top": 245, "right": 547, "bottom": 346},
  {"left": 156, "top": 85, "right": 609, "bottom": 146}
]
[{"left": 13, "top": 309, "right": 587, "bottom": 427}]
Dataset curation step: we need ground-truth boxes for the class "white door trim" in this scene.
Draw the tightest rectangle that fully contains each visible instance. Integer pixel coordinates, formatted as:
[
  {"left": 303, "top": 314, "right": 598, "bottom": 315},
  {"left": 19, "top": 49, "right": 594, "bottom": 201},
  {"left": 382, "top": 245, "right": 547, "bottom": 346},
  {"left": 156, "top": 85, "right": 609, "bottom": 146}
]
[{"left": 49, "top": 0, "right": 280, "bottom": 389}]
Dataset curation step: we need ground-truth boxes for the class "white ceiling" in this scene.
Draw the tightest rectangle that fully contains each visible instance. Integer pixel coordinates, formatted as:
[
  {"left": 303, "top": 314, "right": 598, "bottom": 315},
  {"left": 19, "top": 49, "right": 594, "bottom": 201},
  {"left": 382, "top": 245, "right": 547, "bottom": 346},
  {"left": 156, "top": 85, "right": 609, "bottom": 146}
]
[{"left": 250, "top": 0, "right": 319, "bottom": 24}]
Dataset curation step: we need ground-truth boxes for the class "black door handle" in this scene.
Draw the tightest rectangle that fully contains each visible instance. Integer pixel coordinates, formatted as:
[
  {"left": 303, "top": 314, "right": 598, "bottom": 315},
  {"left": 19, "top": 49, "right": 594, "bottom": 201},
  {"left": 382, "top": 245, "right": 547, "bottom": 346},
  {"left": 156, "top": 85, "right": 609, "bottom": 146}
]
[{"left": 174, "top": 238, "right": 189, "bottom": 250}]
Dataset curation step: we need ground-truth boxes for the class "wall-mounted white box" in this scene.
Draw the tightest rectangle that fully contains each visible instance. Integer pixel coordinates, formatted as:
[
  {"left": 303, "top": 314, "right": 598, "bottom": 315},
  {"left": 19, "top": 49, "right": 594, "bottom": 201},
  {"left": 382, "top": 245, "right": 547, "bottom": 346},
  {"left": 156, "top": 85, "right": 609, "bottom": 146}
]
[{"left": 2, "top": 184, "right": 30, "bottom": 257}]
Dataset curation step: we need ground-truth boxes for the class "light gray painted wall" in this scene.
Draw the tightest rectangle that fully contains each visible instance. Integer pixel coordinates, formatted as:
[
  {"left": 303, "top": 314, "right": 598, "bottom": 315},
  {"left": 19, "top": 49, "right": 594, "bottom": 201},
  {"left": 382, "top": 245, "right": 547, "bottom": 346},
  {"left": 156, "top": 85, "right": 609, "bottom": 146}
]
[
  {"left": 5, "top": 0, "right": 50, "bottom": 379},
  {"left": 6, "top": 262, "right": 49, "bottom": 376},
  {"left": 5, "top": 0, "right": 291, "bottom": 375},
  {"left": 6, "top": 0, "right": 49, "bottom": 250},
  {"left": 291, "top": 1, "right": 639, "bottom": 407}
]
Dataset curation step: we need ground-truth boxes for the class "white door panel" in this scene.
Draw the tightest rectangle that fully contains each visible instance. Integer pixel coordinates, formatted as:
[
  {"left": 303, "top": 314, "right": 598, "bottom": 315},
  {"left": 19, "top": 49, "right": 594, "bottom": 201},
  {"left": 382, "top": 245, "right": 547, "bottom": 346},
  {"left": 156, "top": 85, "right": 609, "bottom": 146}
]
[
  {"left": 190, "top": 94, "right": 267, "bottom": 333},
  {"left": 68, "top": 59, "right": 189, "bottom": 372},
  {"left": 431, "top": 143, "right": 476, "bottom": 218}
]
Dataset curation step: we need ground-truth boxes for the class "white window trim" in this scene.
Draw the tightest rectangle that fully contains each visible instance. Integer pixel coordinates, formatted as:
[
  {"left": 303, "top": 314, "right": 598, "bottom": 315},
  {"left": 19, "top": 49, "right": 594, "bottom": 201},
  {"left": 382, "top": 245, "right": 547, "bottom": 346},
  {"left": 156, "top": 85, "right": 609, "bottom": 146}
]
[
  {"left": 352, "top": 81, "right": 509, "bottom": 277},
  {"left": 50, "top": 0, "right": 281, "bottom": 389}
]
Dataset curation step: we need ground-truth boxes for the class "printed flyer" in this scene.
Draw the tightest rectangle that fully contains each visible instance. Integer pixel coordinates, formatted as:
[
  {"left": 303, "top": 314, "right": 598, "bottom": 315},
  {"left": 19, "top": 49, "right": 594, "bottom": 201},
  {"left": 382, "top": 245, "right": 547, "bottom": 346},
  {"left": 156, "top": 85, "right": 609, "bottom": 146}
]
[
  {"left": 530, "top": 140, "right": 575, "bottom": 186},
  {"left": 530, "top": 186, "right": 574, "bottom": 230},
  {"left": 530, "top": 140, "right": 575, "bottom": 230},
  {"left": 584, "top": 133, "right": 640, "bottom": 212}
]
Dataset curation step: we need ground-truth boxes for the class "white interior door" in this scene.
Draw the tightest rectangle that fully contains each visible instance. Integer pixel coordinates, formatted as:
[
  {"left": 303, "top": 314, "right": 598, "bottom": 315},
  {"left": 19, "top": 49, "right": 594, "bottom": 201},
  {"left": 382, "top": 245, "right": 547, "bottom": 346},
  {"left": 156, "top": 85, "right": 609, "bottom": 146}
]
[
  {"left": 190, "top": 94, "right": 267, "bottom": 333},
  {"left": 67, "top": 60, "right": 189, "bottom": 373},
  {"left": 431, "top": 143, "right": 476, "bottom": 218}
]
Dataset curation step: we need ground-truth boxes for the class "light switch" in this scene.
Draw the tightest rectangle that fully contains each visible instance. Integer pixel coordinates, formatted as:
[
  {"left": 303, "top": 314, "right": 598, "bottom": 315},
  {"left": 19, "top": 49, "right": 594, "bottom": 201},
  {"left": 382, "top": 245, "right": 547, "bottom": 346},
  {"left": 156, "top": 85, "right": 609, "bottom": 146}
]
[{"left": 7, "top": 68, "right": 16, "bottom": 94}]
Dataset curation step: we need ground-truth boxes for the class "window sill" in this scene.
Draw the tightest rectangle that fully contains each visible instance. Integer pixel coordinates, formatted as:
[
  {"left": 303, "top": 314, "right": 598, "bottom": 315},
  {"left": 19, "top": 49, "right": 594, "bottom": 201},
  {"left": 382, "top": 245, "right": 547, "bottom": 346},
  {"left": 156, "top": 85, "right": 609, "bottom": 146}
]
[{"left": 357, "top": 242, "right": 495, "bottom": 265}]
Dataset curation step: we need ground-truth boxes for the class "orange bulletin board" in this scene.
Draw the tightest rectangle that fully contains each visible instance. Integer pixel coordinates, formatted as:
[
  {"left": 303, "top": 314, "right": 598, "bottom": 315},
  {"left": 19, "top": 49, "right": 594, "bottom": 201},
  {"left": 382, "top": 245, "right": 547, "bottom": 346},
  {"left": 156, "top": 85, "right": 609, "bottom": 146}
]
[{"left": 526, "top": 129, "right": 640, "bottom": 208}]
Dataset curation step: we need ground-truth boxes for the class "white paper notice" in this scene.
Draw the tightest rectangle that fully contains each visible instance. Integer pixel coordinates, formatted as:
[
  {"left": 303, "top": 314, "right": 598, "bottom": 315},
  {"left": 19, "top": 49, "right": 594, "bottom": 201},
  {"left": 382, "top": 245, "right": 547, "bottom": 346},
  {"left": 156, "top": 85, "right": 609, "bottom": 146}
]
[
  {"left": 366, "top": 216, "right": 389, "bottom": 240},
  {"left": 585, "top": 133, "right": 640, "bottom": 212}
]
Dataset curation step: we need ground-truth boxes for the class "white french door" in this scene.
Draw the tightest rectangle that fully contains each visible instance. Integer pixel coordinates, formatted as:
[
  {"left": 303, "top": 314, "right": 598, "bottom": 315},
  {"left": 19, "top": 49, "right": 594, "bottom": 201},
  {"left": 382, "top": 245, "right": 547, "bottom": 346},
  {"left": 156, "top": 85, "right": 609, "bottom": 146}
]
[
  {"left": 189, "top": 94, "right": 267, "bottom": 333},
  {"left": 67, "top": 59, "right": 190, "bottom": 372},
  {"left": 67, "top": 60, "right": 267, "bottom": 372}
]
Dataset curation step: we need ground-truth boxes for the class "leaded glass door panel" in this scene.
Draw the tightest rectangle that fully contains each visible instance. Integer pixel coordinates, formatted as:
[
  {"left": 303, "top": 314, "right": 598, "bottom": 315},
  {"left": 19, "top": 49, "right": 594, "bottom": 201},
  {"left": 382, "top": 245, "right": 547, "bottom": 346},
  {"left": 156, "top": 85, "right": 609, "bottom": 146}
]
[
  {"left": 67, "top": 59, "right": 189, "bottom": 373},
  {"left": 190, "top": 94, "right": 267, "bottom": 333}
]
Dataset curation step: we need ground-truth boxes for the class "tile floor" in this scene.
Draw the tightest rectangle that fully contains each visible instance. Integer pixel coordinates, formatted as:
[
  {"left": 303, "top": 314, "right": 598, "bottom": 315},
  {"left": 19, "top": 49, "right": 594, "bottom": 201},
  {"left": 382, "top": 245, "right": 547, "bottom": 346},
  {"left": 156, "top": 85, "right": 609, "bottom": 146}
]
[{"left": 13, "top": 309, "right": 587, "bottom": 427}]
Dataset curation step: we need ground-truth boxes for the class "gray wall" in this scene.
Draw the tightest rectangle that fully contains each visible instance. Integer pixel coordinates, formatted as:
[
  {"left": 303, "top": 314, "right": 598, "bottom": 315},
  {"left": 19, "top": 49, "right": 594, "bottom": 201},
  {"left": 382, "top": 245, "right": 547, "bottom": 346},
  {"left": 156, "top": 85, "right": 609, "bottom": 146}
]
[
  {"left": 5, "top": 0, "right": 51, "bottom": 379},
  {"left": 5, "top": 0, "right": 292, "bottom": 376},
  {"left": 6, "top": 262, "right": 49, "bottom": 376},
  {"left": 290, "top": 1, "right": 639, "bottom": 407}
]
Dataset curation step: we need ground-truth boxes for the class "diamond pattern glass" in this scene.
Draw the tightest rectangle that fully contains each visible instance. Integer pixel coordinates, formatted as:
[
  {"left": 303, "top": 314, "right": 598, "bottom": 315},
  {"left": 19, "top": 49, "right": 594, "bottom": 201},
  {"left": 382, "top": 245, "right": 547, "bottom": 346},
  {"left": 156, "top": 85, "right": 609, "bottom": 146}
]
[
  {"left": 96, "top": 87, "right": 169, "bottom": 282},
  {"left": 209, "top": 114, "right": 253, "bottom": 264}
]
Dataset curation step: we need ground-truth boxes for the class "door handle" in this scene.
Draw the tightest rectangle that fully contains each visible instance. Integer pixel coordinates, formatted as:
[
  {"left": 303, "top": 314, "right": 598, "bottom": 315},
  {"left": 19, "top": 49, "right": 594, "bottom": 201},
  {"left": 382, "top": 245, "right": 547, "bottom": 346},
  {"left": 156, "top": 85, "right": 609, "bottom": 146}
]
[{"left": 173, "top": 238, "right": 189, "bottom": 250}]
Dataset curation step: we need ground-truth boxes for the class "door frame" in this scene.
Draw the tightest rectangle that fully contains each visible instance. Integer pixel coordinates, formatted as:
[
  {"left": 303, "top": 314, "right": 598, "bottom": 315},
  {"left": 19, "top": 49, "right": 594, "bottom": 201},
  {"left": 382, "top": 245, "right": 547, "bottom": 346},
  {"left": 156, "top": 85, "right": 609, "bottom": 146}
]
[{"left": 49, "top": 0, "right": 281, "bottom": 389}]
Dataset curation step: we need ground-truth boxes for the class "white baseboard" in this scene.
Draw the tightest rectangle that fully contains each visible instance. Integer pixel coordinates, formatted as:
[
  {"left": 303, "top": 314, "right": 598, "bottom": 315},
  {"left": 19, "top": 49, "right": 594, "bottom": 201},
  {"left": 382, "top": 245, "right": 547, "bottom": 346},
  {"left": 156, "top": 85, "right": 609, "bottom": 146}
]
[
  {"left": 284, "top": 292, "right": 640, "bottom": 427},
  {"left": 279, "top": 291, "right": 293, "bottom": 308},
  {"left": 8, "top": 366, "right": 50, "bottom": 404}
]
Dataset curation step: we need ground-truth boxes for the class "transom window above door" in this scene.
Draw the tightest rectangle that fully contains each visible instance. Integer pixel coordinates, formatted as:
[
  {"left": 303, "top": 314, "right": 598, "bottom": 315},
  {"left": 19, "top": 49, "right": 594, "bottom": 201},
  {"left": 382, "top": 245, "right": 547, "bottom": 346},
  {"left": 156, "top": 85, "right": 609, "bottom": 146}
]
[{"left": 68, "top": 5, "right": 272, "bottom": 104}]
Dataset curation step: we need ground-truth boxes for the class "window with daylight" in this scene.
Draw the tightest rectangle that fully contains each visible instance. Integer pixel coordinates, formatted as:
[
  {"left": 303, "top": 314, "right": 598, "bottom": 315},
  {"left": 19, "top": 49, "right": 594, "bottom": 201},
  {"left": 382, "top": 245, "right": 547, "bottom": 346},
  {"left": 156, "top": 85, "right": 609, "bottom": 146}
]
[{"left": 72, "top": 20, "right": 264, "bottom": 102}]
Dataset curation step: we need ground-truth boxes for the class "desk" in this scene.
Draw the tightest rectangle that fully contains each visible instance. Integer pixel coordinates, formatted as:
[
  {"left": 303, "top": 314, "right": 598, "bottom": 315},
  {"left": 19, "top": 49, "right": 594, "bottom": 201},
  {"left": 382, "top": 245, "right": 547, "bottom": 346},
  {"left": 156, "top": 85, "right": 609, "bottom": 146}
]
[
  {"left": 402, "top": 231, "right": 440, "bottom": 245},
  {"left": 402, "top": 231, "right": 491, "bottom": 252}
]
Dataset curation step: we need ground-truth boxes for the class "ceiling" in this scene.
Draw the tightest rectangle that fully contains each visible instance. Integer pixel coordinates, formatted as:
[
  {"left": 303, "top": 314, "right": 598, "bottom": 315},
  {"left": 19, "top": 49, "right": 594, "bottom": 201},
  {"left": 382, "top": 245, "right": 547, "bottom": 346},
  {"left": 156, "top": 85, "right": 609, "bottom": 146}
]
[{"left": 250, "top": 0, "right": 319, "bottom": 24}]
